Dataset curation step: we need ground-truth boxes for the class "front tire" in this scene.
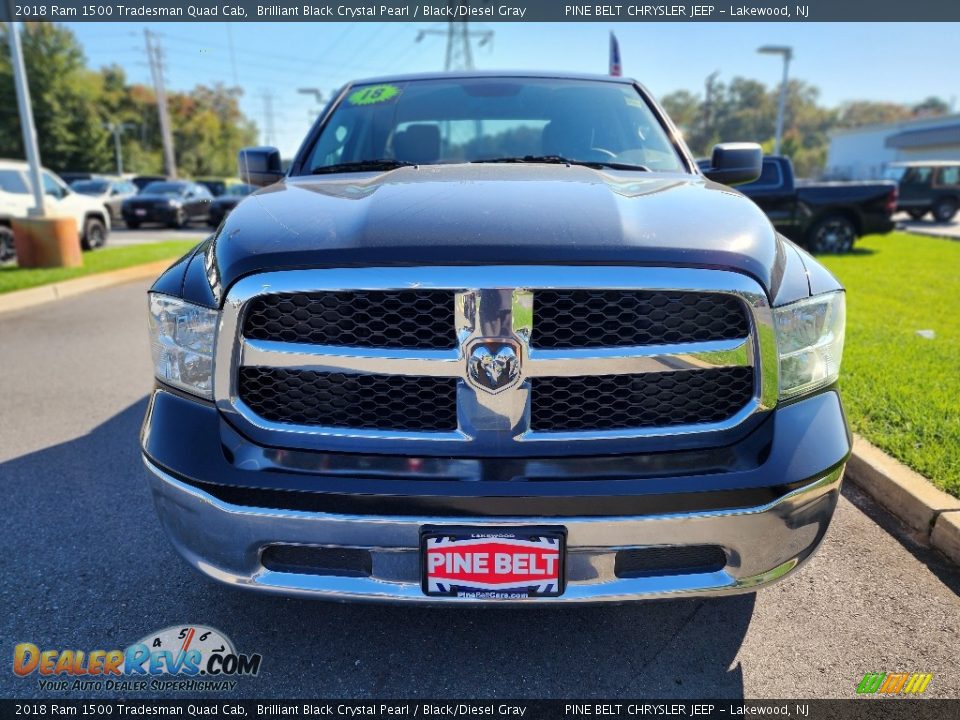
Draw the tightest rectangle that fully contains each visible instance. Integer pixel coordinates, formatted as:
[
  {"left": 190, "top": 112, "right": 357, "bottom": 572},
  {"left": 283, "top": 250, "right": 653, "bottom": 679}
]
[
  {"left": 932, "top": 197, "right": 958, "bottom": 223},
  {"left": 808, "top": 215, "right": 857, "bottom": 254},
  {"left": 0, "top": 225, "right": 15, "bottom": 263},
  {"left": 81, "top": 217, "right": 107, "bottom": 251}
]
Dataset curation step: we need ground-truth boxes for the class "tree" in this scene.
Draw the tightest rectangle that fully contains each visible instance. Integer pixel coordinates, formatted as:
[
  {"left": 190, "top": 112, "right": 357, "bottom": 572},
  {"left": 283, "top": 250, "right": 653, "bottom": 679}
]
[
  {"left": 836, "top": 101, "right": 912, "bottom": 128},
  {"left": 0, "top": 23, "right": 112, "bottom": 172},
  {"left": 912, "top": 96, "right": 951, "bottom": 118}
]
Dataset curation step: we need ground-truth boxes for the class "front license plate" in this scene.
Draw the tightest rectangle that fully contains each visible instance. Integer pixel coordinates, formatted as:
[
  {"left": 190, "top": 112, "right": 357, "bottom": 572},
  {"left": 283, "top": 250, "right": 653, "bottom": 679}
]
[
  {"left": 421, "top": 527, "right": 565, "bottom": 599},
  {"left": 134, "top": 208, "right": 147, "bottom": 216}
]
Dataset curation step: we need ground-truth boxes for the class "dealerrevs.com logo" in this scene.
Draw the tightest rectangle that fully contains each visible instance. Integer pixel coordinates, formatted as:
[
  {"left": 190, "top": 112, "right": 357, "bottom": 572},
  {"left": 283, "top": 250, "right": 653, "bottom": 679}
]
[{"left": 13, "top": 625, "right": 262, "bottom": 692}]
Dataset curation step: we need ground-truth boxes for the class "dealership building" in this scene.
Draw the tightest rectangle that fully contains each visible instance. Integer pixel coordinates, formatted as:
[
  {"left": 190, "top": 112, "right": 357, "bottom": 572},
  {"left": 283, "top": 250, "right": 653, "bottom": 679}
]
[{"left": 825, "top": 113, "right": 960, "bottom": 180}]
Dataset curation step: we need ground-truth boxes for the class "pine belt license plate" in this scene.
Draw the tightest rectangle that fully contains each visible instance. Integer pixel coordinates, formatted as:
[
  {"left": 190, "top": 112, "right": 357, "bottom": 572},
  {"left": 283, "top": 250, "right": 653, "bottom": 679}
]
[{"left": 421, "top": 527, "right": 565, "bottom": 599}]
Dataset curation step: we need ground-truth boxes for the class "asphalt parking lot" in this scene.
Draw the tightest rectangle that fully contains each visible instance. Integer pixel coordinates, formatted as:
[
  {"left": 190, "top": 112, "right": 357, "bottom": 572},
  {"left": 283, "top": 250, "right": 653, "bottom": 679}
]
[{"left": 1, "top": 279, "right": 959, "bottom": 700}]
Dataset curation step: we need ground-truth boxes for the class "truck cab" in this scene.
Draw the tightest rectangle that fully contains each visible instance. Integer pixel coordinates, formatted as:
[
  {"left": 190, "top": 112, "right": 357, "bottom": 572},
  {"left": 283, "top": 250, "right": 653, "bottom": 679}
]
[{"left": 886, "top": 161, "right": 960, "bottom": 223}]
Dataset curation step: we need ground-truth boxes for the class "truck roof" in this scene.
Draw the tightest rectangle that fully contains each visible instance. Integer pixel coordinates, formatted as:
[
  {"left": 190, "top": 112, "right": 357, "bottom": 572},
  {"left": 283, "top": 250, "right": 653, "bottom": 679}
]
[
  {"left": 888, "top": 160, "right": 960, "bottom": 167},
  {"left": 345, "top": 70, "right": 638, "bottom": 86}
]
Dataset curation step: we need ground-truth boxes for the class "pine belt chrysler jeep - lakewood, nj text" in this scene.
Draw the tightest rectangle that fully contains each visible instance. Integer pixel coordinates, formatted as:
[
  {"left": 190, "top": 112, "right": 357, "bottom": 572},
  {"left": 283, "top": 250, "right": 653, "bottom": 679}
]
[{"left": 141, "top": 72, "right": 851, "bottom": 603}]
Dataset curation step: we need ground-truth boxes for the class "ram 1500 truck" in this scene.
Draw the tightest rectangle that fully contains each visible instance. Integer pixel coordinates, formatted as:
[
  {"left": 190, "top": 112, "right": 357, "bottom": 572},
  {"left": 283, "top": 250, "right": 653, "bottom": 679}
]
[
  {"left": 736, "top": 156, "right": 896, "bottom": 253},
  {"left": 142, "top": 72, "right": 851, "bottom": 603}
]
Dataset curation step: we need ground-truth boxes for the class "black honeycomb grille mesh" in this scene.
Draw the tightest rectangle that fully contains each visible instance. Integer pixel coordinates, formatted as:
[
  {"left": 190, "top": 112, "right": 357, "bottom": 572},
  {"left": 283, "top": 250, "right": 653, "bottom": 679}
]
[
  {"left": 243, "top": 290, "right": 456, "bottom": 349},
  {"left": 532, "top": 290, "right": 749, "bottom": 349},
  {"left": 531, "top": 367, "right": 754, "bottom": 432},
  {"left": 238, "top": 368, "right": 458, "bottom": 431}
]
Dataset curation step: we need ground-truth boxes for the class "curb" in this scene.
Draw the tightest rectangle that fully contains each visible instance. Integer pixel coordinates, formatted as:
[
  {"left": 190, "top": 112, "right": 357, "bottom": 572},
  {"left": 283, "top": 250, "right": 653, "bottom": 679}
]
[
  {"left": 846, "top": 434, "right": 960, "bottom": 566},
  {"left": 0, "top": 258, "right": 173, "bottom": 317},
  {"left": 896, "top": 223, "right": 959, "bottom": 241}
]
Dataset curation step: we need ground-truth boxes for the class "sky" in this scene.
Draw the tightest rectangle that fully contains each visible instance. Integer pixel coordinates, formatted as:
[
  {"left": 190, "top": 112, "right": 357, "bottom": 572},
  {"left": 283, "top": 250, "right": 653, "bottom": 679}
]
[{"left": 67, "top": 21, "right": 960, "bottom": 158}]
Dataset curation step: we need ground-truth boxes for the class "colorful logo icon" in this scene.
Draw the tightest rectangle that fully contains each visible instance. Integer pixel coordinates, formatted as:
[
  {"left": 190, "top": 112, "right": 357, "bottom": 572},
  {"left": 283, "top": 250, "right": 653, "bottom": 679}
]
[{"left": 857, "top": 672, "right": 932, "bottom": 695}]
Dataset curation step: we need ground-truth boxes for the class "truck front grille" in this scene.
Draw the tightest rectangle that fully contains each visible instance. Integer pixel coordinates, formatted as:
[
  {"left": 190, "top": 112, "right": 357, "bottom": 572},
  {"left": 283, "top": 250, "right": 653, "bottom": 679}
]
[
  {"left": 243, "top": 290, "right": 456, "bottom": 349},
  {"left": 238, "top": 368, "right": 458, "bottom": 431},
  {"left": 217, "top": 267, "right": 776, "bottom": 456},
  {"left": 532, "top": 290, "right": 748, "bottom": 348},
  {"left": 530, "top": 367, "right": 755, "bottom": 432}
]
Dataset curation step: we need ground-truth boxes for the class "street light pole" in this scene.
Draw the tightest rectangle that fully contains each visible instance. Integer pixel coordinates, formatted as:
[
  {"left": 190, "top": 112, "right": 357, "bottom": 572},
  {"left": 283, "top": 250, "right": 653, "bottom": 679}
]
[
  {"left": 6, "top": 17, "right": 46, "bottom": 216},
  {"left": 104, "top": 122, "right": 133, "bottom": 175},
  {"left": 757, "top": 45, "right": 793, "bottom": 156}
]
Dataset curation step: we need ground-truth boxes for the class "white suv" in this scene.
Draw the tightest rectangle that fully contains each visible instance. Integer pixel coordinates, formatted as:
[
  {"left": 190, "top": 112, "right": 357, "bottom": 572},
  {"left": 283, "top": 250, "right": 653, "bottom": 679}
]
[{"left": 0, "top": 159, "right": 112, "bottom": 262}]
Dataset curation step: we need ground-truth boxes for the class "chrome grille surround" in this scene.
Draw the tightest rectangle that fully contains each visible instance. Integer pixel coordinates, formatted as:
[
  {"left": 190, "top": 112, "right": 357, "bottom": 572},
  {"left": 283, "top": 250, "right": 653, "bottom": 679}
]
[{"left": 214, "top": 266, "right": 778, "bottom": 457}]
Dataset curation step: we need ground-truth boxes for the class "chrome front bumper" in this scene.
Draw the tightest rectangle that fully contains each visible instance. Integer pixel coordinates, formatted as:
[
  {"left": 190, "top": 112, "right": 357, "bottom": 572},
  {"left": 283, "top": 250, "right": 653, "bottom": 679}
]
[{"left": 144, "top": 457, "right": 843, "bottom": 604}]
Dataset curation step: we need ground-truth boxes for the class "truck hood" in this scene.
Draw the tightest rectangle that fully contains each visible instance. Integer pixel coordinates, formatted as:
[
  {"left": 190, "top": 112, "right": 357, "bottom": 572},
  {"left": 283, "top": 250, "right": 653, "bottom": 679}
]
[{"left": 211, "top": 164, "right": 787, "bottom": 298}]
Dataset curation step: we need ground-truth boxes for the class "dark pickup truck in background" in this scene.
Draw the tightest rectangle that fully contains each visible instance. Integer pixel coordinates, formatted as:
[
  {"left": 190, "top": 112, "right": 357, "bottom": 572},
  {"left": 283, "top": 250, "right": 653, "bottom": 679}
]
[{"left": 731, "top": 156, "right": 897, "bottom": 253}]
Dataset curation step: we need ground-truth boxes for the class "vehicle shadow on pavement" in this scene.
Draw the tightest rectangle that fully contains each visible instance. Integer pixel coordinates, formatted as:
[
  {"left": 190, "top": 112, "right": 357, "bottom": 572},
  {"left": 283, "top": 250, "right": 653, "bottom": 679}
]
[
  {"left": 1, "top": 398, "right": 754, "bottom": 699},
  {"left": 841, "top": 482, "right": 960, "bottom": 597}
]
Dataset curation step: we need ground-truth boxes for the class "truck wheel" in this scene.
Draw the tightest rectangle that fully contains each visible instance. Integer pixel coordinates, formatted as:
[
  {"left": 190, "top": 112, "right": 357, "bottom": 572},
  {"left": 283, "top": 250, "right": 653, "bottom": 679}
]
[
  {"left": 81, "top": 217, "right": 107, "bottom": 251},
  {"left": 932, "top": 197, "right": 958, "bottom": 223},
  {"left": 0, "top": 226, "right": 15, "bottom": 263},
  {"left": 907, "top": 209, "right": 928, "bottom": 221},
  {"left": 808, "top": 215, "right": 856, "bottom": 254}
]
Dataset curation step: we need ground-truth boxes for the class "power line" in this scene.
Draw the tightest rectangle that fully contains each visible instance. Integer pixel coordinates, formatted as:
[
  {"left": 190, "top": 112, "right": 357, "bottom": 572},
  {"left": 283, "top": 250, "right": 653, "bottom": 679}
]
[{"left": 261, "top": 90, "right": 276, "bottom": 146}]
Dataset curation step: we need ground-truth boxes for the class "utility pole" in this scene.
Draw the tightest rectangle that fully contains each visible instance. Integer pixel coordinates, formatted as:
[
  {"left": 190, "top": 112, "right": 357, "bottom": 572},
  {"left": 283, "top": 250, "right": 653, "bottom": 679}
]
[
  {"left": 7, "top": 18, "right": 45, "bottom": 216},
  {"left": 416, "top": 2, "right": 493, "bottom": 71},
  {"left": 103, "top": 122, "right": 133, "bottom": 175},
  {"left": 144, "top": 29, "right": 177, "bottom": 178},
  {"left": 261, "top": 91, "right": 276, "bottom": 147},
  {"left": 704, "top": 70, "right": 720, "bottom": 143}
]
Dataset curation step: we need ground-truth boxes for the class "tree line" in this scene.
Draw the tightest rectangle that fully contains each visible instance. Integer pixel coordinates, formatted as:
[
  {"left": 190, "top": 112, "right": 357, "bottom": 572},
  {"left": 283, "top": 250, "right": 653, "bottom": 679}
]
[
  {"left": 0, "top": 23, "right": 258, "bottom": 178},
  {"left": 661, "top": 76, "right": 951, "bottom": 177}
]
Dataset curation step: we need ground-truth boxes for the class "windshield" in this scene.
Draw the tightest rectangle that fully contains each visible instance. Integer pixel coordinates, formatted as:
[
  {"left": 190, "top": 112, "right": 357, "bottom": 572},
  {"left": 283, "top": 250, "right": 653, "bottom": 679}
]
[
  {"left": 72, "top": 180, "right": 109, "bottom": 194},
  {"left": 301, "top": 78, "right": 686, "bottom": 174},
  {"left": 199, "top": 180, "right": 226, "bottom": 196},
  {"left": 882, "top": 167, "right": 907, "bottom": 183},
  {"left": 142, "top": 182, "right": 187, "bottom": 197},
  {"left": 227, "top": 183, "right": 255, "bottom": 197}
]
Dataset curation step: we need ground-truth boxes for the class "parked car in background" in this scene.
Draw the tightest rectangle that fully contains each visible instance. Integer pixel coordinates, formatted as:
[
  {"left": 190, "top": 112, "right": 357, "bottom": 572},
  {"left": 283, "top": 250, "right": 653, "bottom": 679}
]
[
  {"left": 58, "top": 171, "right": 95, "bottom": 185},
  {"left": 196, "top": 176, "right": 243, "bottom": 197},
  {"left": 122, "top": 180, "right": 213, "bottom": 228},
  {"left": 132, "top": 174, "right": 169, "bottom": 192},
  {"left": 0, "top": 159, "right": 111, "bottom": 260},
  {"left": 734, "top": 156, "right": 897, "bottom": 253},
  {"left": 207, "top": 183, "right": 255, "bottom": 226},
  {"left": 71, "top": 177, "right": 138, "bottom": 222},
  {"left": 884, "top": 161, "right": 960, "bottom": 223}
]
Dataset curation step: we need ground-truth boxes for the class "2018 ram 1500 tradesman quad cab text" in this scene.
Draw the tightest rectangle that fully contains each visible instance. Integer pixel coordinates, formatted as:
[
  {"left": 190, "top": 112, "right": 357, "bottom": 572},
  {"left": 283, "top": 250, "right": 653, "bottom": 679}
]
[{"left": 142, "top": 73, "right": 850, "bottom": 603}]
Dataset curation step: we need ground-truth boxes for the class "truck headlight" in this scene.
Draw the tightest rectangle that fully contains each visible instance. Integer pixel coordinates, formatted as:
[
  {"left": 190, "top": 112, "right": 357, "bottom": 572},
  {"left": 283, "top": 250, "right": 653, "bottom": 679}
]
[
  {"left": 773, "top": 291, "right": 845, "bottom": 399},
  {"left": 148, "top": 294, "right": 219, "bottom": 399}
]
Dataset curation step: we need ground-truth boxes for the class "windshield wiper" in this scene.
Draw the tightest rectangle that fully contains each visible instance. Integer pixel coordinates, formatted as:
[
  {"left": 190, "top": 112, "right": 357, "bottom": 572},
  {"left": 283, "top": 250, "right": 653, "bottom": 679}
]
[
  {"left": 471, "top": 155, "right": 650, "bottom": 172},
  {"left": 310, "top": 159, "right": 417, "bottom": 175}
]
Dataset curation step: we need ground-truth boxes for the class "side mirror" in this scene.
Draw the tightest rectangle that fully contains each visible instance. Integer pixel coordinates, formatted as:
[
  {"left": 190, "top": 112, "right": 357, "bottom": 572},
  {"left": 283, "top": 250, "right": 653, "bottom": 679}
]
[
  {"left": 702, "top": 143, "right": 763, "bottom": 186},
  {"left": 238, "top": 147, "right": 284, "bottom": 187}
]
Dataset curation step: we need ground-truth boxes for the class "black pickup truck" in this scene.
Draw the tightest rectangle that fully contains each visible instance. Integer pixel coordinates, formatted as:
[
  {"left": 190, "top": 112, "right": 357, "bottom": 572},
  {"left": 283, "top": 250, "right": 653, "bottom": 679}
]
[
  {"left": 142, "top": 72, "right": 851, "bottom": 604},
  {"left": 734, "top": 156, "right": 896, "bottom": 253}
]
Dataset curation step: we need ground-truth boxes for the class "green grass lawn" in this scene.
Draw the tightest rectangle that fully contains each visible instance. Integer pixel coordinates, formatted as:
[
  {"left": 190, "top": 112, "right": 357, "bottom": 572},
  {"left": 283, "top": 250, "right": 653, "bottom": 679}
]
[
  {"left": 819, "top": 232, "right": 960, "bottom": 497},
  {"left": 0, "top": 240, "right": 199, "bottom": 295}
]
